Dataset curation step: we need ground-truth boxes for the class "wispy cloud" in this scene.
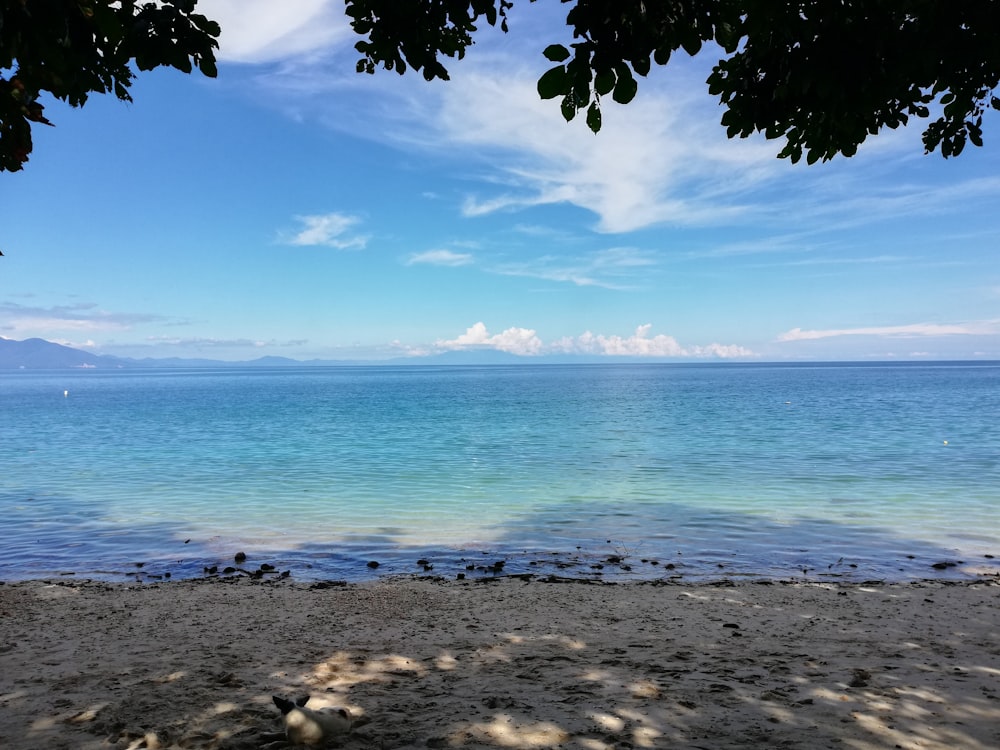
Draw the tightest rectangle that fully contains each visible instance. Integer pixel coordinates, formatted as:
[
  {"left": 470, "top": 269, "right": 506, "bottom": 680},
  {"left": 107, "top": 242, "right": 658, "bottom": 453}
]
[
  {"left": 406, "top": 249, "right": 474, "bottom": 267},
  {"left": 205, "top": 0, "right": 350, "bottom": 63},
  {"left": 233, "top": 6, "right": 1000, "bottom": 243},
  {"left": 0, "top": 302, "right": 163, "bottom": 334},
  {"left": 245, "top": 36, "right": 789, "bottom": 234},
  {"left": 775, "top": 254, "right": 907, "bottom": 267},
  {"left": 777, "top": 321, "right": 1000, "bottom": 342},
  {"left": 490, "top": 247, "right": 656, "bottom": 289},
  {"left": 142, "top": 336, "right": 305, "bottom": 349},
  {"left": 436, "top": 322, "right": 755, "bottom": 359},
  {"left": 434, "top": 68, "right": 777, "bottom": 233},
  {"left": 281, "top": 212, "right": 368, "bottom": 250}
]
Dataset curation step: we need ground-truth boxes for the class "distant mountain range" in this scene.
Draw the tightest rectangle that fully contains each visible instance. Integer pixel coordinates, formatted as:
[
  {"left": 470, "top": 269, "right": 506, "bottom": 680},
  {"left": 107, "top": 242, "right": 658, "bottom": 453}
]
[{"left": 0, "top": 337, "right": 530, "bottom": 369}]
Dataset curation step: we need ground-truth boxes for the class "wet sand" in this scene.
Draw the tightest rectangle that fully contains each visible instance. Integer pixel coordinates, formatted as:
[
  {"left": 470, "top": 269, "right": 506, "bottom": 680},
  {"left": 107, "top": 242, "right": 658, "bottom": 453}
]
[{"left": 1, "top": 576, "right": 998, "bottom": 749}]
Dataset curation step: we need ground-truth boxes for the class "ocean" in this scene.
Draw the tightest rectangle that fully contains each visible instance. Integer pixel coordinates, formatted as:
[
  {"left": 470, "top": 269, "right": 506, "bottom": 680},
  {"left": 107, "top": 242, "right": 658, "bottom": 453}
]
[{"left": 2, "top": 362, "right": 999, "bottom": 583}]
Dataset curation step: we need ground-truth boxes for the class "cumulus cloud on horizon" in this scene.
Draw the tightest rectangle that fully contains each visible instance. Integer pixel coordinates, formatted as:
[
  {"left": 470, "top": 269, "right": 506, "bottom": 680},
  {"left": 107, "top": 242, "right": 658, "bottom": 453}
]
[
  {"left": 435, "top": 322, "right": 544, "bottom": 356},
  {"left": 436, "top": 322, "right": 755, "bottom": 359}
]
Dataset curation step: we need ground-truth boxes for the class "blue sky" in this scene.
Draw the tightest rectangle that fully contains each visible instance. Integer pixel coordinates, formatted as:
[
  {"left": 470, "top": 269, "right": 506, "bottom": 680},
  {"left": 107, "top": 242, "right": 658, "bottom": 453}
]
[{"left": 2, "top": 0, "right": 999, "bottom": 362}]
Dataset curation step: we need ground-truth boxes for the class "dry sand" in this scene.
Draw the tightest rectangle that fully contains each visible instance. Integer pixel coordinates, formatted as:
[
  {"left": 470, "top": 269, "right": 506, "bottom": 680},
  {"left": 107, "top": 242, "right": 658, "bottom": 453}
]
[{"left": 1, "top": 575, "right": 998, "bottom": 750}]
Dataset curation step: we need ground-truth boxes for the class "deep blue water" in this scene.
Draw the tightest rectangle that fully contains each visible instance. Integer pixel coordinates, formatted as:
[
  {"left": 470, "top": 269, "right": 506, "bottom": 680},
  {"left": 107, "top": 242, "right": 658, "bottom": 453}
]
[{"left": 2, "top": 362, "right": 999, "bottom": 582}]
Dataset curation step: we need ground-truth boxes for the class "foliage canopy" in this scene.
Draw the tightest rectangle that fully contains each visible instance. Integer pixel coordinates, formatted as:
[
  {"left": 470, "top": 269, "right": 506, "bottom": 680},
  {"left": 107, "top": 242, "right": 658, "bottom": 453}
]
[
  {"left": 0, "top": 0, "right": 219, "bottom": 171},
  {"left": 347, "top": 0, "right": 1000, "bottom": 164},
  {"left": 2, "top": 1, "right": 998, "bottom": 172}
]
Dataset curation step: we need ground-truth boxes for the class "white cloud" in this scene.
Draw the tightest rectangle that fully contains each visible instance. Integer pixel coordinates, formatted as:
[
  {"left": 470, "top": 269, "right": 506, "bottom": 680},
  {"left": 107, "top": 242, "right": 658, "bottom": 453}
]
[
  {"left": 249, "top": 42, "right": 787, "bottom": 234},
  {"left": 777, "top": 321, "right": 1000, "bottom": 341},
  {"left": 201, "top": 0, "right": 350, "bottom": 63},
  {"left": 433, "top": 67, "right": 778, "bottom": 233},
  {"left": 437, "top": 323, "right": 754, "bottom": 359},
  {"left": 406, "top": 249, "right": 474, "bottom": 266},
  {"left": 436, "top": 322, "right": 544, "bottom": 356},
  {"left": 552, "top": 324, "right": 755, "bottom": 358},
  {"left": 283, "top": 212, "right": 368, "bottom": 250},
  {"left": 227, "top": 7, "right": 994, "bottom": 240}
]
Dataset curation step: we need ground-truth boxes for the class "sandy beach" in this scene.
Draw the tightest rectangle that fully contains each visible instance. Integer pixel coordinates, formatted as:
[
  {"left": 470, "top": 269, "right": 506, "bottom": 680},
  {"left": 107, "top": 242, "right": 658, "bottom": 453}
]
[{"left": 1, "top": 575, "right": 998, "bottom": 750}]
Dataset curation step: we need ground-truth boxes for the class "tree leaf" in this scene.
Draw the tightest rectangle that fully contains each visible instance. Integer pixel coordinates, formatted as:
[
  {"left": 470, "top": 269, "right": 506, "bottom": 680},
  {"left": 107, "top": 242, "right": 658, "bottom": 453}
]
[
  {"left": 586, "top": 102, "right": 602, "bottom": 132},
  {"left": 542, "top": 44, "right": 570, "bottom": 63},
  {"left": 612, "top": 68, "right": 637, "bottom": 104},
  {"left": 537, "top": 65, "right": 569, "bottom": 100},
  {"left": 560, "top": 95, "right": 577, "bottom": 122},
  {"left": 594, "top": 68, "right": 616, "bottom": 96}
]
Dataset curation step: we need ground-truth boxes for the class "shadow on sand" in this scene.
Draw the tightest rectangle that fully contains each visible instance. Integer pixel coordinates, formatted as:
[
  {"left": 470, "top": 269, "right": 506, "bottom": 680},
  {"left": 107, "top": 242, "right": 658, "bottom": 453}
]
[{"left": 1, "top": 576, "right": 998, "bottom": 750}]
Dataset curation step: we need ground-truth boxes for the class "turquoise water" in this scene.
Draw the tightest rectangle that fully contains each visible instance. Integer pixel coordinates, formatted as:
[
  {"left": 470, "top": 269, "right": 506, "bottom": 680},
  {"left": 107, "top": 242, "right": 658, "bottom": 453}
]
[{"left": 2, "top": 363, "right": 999, "bottom": 582}]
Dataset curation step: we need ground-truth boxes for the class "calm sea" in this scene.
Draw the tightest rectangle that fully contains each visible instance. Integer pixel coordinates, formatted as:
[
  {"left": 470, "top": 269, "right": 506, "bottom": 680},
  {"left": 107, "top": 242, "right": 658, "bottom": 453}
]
[{"left": 2, "top": 363, "right": 999, "bottom": 583}]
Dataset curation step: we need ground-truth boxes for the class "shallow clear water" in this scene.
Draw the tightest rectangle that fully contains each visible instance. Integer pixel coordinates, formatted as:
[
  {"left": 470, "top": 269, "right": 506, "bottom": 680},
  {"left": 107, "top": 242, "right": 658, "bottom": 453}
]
[{"left": 2, "top": 363, "right": 999, "bottom": 582}]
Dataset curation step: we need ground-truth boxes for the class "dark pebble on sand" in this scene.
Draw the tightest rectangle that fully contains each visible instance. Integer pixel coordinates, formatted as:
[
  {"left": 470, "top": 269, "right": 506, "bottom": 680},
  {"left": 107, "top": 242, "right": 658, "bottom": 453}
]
[
  {"left": 223, "top": 566, "right": 237, "bottom": 574},
  {"left": 260, "top": 563, "right": 275, "bottom": 572},
  {"left": 280, "top": 570, "right": 290, "bottom": 578},
  {"left": 204, "top": 565, "right": 218, "bottom": 574},
  {"left": 849, "top": 669, "right": 871, "bottom": 688},
  {"left": 457, "top": 573, "right": 466, "bottom": 580},
  {"left": 234, "top": 551, "right": 247, "bottom": 563},
  {"left": 367, "top": 560, "right": 380, "bottom": 569},
  {"left": 931, "top": 561, "right": 958, "bottom": 570}
]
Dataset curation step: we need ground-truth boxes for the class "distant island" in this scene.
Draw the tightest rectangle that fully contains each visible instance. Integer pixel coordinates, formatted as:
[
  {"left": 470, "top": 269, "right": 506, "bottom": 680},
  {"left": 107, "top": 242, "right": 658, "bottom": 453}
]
[
  {"left": 0, "top": 337, "right": 543, "bottom": 369},
  {"left": 4, "top": 337, "right": 995, "bottom": 370}
]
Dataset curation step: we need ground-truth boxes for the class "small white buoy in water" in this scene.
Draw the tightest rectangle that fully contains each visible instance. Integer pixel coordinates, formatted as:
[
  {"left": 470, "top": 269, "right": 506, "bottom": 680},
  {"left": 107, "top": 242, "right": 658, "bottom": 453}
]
[
  {"left": 64, "top": 390, "right": 68, "bottom": 397},
  {"left": 943, "top": 440, "right": 949, "bottom": 445}
]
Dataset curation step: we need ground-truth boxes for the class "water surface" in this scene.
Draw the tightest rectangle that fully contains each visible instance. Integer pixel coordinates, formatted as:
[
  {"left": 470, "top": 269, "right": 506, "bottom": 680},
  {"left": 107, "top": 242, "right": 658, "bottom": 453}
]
[{"left": 2, "top": 363, "right": 998, "bottom": 582}]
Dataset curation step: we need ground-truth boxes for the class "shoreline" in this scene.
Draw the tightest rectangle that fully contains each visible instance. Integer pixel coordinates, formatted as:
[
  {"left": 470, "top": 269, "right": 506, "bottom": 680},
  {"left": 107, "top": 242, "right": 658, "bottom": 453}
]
[
  {"left": 5, "top": 537, "right": 1000, "bottom": 586},
  {"left": 2, "top": 576, "right": 998, "bottom": 749}
]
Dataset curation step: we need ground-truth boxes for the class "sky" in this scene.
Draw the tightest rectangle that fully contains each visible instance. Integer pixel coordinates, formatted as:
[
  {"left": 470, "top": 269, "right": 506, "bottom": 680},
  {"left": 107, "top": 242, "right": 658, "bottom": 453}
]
[{"left": 2, "top": 0, "right": 999, "bottom": 362}]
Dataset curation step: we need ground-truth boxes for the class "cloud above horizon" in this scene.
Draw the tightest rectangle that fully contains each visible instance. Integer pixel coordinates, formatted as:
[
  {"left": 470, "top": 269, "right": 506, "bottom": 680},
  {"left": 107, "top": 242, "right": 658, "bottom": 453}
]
[
  {"left": 0, "top": 301, "right": 164, "bottom": 335},
  {"left": 435, "top": 322, "right": 544, "bottom": 356},
  {"left": 437, "top": 322, "right": 755, "bottom": 359},
  {"left": 777, "top": 321, "right": 1000, "bottom": 342}
]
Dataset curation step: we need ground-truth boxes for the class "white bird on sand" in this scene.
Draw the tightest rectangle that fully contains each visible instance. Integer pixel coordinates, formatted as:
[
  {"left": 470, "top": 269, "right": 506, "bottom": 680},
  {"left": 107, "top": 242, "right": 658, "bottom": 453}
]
[{"left": 268, "top": 695, "right": 353, "bottom": 747}]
